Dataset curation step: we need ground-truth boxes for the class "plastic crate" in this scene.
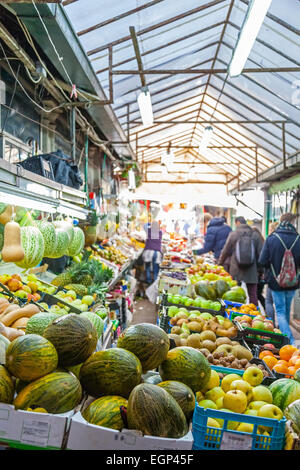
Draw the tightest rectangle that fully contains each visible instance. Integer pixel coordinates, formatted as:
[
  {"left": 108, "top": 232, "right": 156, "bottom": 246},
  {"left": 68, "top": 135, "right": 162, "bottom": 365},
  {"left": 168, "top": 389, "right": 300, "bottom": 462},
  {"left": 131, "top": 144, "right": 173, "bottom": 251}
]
[
  {"left": 192, "top": 405, "right": 286, "bottom": 450},
  {"left": 252, "top": 345, "right": 294, "bottom": 381},
  {"left": 211, "top": 356, "right": 276, "bottom": 386},
  {"left": 234, "top": 320, "right": 289, "bottom": 349},
  {"left": 18, "top": 156, "right": 54, "bottom": 180},
  {"left": 228, "top": 310, "right": 271, "bottom": 322}
]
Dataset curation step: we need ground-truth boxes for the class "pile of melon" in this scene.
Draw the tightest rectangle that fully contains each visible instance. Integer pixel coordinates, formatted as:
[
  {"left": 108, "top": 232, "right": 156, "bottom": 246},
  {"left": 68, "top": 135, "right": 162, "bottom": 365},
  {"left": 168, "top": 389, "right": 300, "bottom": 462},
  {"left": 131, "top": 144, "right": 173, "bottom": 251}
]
[{"left": 0, "top": 206, "right": 85, "bottom": 269}]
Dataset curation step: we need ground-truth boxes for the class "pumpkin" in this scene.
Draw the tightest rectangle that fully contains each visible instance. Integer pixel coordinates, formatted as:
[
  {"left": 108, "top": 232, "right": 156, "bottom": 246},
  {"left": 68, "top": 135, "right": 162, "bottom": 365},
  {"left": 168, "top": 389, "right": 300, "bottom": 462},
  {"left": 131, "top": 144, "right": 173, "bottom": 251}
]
[
  {"left": 117, "top": 323, "right": 170, "bottom": 372},
  {"left": 159, "top": 346, "right": 211, "bottom": 393},
  {"left": 5, "top": 334, "right": 58, "bottom": 381},
  {"left": 82, "top": 396, "right": 128, "bottom": 430},
  {"left": 79, "top": 348, "right": 142, "bottom": 399},
  {"left": 15, "top": 226, "right": 45, "bottom": 269},
  {"left": 43, "top": 314, "right": 98, "bottom": 367},
  {"left": 1, "top": 221, "right": 25, "bottom": 263},
  {"left": 0, "top": 365, "right": 14, "bottom": 404},
  {"left": 157, "top": 380, "right": 196, "bottom": 420},
  {"left": 127, "top": 383, "right": 188, "bottom": 438},
  {"left": 13, "top": 371, "right": 82, "bottom": 414},
  {"left": 269, "top": 378, "right": 300, "bottom": 411}
]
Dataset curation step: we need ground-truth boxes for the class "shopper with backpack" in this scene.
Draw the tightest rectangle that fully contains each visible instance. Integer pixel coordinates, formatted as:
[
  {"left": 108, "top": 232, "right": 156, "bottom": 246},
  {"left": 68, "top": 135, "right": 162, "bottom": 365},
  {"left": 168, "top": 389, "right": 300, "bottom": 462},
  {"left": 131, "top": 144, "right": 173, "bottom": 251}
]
[
  {"left": 259, "top": 213, "right": 300, "bottom": 345},
  {"left": 218, "top": 216, "right": 264, "bottom": 305}
]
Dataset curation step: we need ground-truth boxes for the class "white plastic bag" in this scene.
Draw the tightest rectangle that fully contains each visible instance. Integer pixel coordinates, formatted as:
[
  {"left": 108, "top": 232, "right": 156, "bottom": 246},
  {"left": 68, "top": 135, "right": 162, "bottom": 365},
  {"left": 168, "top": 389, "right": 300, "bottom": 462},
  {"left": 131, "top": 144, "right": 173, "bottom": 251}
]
[{"left": 145, "top": 278, "right": 159, "bottom": 304}]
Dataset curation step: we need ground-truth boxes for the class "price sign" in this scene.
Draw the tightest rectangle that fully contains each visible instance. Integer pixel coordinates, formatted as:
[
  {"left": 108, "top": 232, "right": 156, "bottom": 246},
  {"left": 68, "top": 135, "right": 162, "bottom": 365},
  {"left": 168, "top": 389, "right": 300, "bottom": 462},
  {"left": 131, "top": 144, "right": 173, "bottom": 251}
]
[{"left": 220, "top": 431, "right": 252, "bottom": 450}]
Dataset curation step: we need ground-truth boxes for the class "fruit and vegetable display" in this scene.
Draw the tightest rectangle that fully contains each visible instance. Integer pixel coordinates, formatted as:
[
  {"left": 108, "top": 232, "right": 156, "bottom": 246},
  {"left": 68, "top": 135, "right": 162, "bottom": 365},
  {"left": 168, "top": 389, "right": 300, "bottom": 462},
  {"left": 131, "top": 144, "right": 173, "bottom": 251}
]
[
  {"left": 94, "top": 245, "right": 128, "bottom": 266},
  {"left": 259, "top": 345, "right": 300, "bottom": 378},
  {"left": 235, "top": 313, "right": 282, "bottom": 334},
  {"left": 166, "top": 293, "right": 222, "bottom": 311}
]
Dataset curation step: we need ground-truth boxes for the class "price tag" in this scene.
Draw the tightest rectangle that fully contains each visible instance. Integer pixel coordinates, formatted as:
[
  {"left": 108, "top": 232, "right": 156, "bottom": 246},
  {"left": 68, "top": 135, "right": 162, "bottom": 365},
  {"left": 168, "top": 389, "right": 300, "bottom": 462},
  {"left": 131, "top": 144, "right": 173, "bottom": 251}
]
[
  {"left": 20, "top": 419, "right": 50, "bottom": 447},
  {"left": 220, "top": 431, "right": 252, "bottom": 450}
]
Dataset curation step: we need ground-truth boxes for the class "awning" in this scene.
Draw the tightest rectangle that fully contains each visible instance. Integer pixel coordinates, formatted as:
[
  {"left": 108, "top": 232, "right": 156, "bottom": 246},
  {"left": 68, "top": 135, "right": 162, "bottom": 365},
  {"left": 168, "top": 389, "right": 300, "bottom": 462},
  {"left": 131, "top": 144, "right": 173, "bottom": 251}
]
[{"left": 269, "top": 173, "right": 300, "bottom": 194}]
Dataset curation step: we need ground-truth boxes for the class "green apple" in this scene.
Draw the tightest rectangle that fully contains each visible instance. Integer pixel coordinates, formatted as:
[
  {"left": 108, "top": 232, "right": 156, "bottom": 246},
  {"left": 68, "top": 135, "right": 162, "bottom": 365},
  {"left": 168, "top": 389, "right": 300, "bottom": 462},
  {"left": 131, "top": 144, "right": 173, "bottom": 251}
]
[
  {"left": 251, "top": 385, "right": 273, "bottom": 404},
  {"left": 236, "top": 423, "right": 254, "bottom": 433},
  {"left": 207, "top": 418, "right": 220, "bottom": 428},
  {"left": 248, "top": 401, "right": 268, "bottom": 411},
  {"left": 168, "top": 306, "right": 179, "bottom": 317},
  {"left": 242, "top": 366, "right": 264, "bottom": 387},
  {"left": 14, "top": 290, "right": 28, "bottom": 299},
  {"left": 223, "top": 390, "right": 247, "bottom": 414},
  {"left": 198, "top": 400, "right": 218, "bottom": 410},
  {"left": 205, "top": 387, "right": 225, "bottom": 403},
  {"left": 221, "top": 374, "right": 241, "bottom": 393},
  {"left": 230, "top": 380, "right": 253, "bottom": 403},
  {"left": 244, "top": 409, "right": 258, "bottom": 416},
  {"left": 217, "top": 409, "right": 239, "bottom": 430},
  {"left": 258, "top": 404, "right": 283, "bottom": 421},
  {"left": 82, "top": 295, "right": 95, "bottom": 306}
]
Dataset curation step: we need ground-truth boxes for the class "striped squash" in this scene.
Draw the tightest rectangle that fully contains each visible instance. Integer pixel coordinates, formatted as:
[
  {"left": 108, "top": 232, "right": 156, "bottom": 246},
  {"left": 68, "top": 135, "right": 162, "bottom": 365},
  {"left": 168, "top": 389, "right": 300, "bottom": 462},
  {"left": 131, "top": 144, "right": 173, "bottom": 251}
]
[
  {"left": 67, "top": 227, "right": 85, "bottom": 257},
  {"left": 157, "top": 380, "right": 196, "bottom": 420},
  {"left": 159, "top": 346, "right": 211, "bottom": 393},
  {"left": 117, "top": 323, "right": 170, "bottom": 373},
  {"left": 6, "top": 334, "right": 58, "bottom": 382},
  {"left": 48, "top": 228, "right": 70, "bottom": 259},
  {"left": 43, "top": 314, "right": 98, "bottom": 367},
  {"left": 79, "top": 348, "right": 142, "bottom": 398},
  {"left": 127, "top": 383, "right": 188, "bottom": 438},
  {"left": 80, "top": 312, "right": 104, "bottom": 339},
  {"left": 0, "top": 365, "right": 14, "bottom": 404},
  {"left": 0, "top": 333, "right": 10, "bottom": 365},
  {"left": 35, "top": 220, "right": 57, "bottom": 257},
  {"left": 82, "top": 396, "right": 128, "bottom": 430},
  {"left": 13, "top": 371, "right": 82, "bottom": 414},
  {"left": 15, "top": 226, "right": 45, "bottom": 269},
  {"left": 269, "top": 378, "right": 300, "bottom": 411}
]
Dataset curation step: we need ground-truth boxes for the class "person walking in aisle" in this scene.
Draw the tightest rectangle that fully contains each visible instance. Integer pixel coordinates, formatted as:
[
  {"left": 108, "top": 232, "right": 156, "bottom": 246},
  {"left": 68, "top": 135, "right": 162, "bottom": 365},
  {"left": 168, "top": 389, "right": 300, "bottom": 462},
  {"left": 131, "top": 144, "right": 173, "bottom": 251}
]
[
  {"left": 259, "top": 213, "right": 300, "bottom": 345},
  {"left": 193, "top": 213, "right": 232, "bottom": 261},
  {"left": 218, "top": 216, "right": 264, "bottom": 305},
  {"left": 142, "top": 220, "right": 163, "bottom": 285},
  {"left": 264, "top": 221, "right": 279, "bottom": 324},
  {"left": 252, "top": 226, "right": 266, "bottom": 310}
]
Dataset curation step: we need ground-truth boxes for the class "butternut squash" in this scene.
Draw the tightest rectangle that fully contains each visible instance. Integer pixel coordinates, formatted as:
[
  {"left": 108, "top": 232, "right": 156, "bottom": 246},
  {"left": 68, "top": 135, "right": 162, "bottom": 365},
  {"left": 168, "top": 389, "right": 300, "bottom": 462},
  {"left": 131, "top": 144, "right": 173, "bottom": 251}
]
[
  {"left": 11, "top": 317, "right": 29, "bottom": 329},
  {"left": 0, "top": 205, "right": 12, "bottom": 226},
  {"left": 1, "top": 304, "right": 40, "bottom": 327},
  {"left": 0, "top": 322, "right": 24, "bottom": 341},
  {"left": 0, "top": 301, "right": 10, "bottom": 315},
  {"left": 1, "top": 221, "right": 25, "bottom": 263},
  {"left": 0, "top": 304, "right": 20, "bottom": 321}
]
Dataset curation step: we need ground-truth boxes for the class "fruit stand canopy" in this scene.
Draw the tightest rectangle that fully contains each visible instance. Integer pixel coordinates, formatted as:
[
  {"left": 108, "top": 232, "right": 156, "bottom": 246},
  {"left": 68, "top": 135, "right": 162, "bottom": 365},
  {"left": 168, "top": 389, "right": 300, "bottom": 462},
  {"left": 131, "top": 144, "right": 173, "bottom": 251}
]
[{"left": 63, "top": 0, "right": 300, "bottom": 189}]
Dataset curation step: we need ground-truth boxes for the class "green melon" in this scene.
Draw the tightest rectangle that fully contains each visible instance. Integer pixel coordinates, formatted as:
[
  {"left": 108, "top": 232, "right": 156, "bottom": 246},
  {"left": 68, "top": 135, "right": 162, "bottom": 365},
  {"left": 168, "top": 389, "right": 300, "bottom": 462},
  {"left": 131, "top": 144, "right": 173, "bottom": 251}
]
[
  {"left": 82, "top": 396, "right": 128, "bottom": 430},
  {"left": 43, "top": 314, "right": 98, "bottom": 367},
  {"left": 0, "top": 333, "right": 10, "bottom": 365},
  {"left": 143, "top": 372, "right": 163, "bottom": 385},
  {"left": 15, "top": 226, "right": 45, "bottom": 269},
  {"left": 79, "top": 348, "right": 142, "bottom": 398},
  {"left": 25, "top": 312, "right": 59, "bottom": 336},
  {"left": 67, "top": 227, "right": 85, "bottom": 257},
  {"left": 0, "top": 365, "right": 14, "bottom": 404},
  {"left": 13, "top": 371, "right": 82, "bottom": 414},
  {"left": 159, "top": 346, "right": 211, "bottom": 393},
  {"left": 127, "top": 383, "right": 188, "bottom": 438},
  {"left": 117, "top": 323, "right": 170, "bottom": 372},
  {"left": 80, "top": 312, "right": 104, "bottom": 339},
  {"left": 6, "top": 334, "right": 58, "bottom": 382},
  {"left": 48, "top": 228, "right": 70, "bottom": 259},
  {"left": 269, "top": 378, "right": 300, "bottom": 411},
  {"left": 157, "top": 380, "right": 196, "bottom": 420},
  {"left": 35, "top": 220, "right": 57, "bottom": 257}
]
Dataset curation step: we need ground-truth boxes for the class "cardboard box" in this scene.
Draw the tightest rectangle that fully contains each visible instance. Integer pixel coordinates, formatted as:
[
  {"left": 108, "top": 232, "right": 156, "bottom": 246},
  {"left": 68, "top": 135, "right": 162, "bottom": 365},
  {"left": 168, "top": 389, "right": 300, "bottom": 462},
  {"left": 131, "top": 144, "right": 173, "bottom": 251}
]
[
  {"left": 66, "top": 412, "right": 194, "bottom": 450},
  {"left": 0, "top": 403, "right": 74, "bottom": 450}
]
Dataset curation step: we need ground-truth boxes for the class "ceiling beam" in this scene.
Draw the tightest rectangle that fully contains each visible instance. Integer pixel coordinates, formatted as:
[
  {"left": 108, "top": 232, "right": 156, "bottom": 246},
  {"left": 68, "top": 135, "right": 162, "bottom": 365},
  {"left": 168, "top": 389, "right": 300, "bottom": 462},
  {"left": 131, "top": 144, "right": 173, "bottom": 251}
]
[
  {"left": 129, "top": 26, "right": 146, "bottom": 88},
  {"left": 112, "top": 66, "right": 300, "bottom": 76}
]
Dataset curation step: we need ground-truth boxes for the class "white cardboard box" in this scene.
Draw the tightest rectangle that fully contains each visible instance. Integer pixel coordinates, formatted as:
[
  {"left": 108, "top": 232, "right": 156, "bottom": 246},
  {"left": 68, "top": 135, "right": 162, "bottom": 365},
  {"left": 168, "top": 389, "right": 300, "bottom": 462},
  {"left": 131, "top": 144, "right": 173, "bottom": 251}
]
[
  {"left": 0, "top": 403, "right": 74, "bottom": 449},
  {"left": 66, "top": 411, "right": 194, "bottom": 451}
]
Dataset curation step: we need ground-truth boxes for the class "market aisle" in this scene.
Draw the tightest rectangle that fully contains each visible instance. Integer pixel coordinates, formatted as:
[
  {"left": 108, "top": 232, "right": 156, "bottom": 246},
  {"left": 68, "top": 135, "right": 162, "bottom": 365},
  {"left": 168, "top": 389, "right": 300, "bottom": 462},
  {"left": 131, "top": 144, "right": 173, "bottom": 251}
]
[{"left": 131, "top": 299, "right": 157, "bottom": 325}]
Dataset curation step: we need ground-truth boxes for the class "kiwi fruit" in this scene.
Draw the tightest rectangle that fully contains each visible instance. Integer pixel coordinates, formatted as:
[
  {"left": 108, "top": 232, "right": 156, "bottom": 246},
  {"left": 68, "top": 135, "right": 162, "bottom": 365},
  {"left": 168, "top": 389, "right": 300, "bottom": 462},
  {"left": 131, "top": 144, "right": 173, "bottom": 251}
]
[
  {"left": 187, "top": 321, "right": 203, "bottom": 333},
  {"left": 215, "top": 337, "right": 232, "bottom": 347},
  {"left": 200, "top": 330, "right": 217, "bottom": 342},
  {"left": 201, "top": 340, "right": 216, "bottom": 352},
  {"left": 171, "top": 326, "right": 182, "bottom": 335},
  {"left": 232, "top": 345, "right": 253, "bottom": 361},
  {"left": 187, "top": 334, "right": 202, "bottom": 349}
]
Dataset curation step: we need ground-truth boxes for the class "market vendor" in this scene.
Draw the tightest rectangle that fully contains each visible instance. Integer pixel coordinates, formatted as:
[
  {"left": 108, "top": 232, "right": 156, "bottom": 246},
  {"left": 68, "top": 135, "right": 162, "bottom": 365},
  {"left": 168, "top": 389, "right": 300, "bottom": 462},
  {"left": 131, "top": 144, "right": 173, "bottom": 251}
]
[{"left": 142, "top": 221, "right": 163, "bottom": 285}]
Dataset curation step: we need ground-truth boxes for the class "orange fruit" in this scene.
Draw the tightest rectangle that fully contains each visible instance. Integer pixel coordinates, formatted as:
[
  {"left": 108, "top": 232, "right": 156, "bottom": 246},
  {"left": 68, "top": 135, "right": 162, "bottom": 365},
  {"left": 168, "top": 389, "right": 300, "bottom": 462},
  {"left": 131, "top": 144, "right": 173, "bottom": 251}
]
[
  {"left": 292, "top": 350, "right": 300, "bottom": 358},
  {"left": 259, "top": 350, "right": 274, "bottom": 360},
  {"left": 263, "top": 355, "right": 278, "bottom": 369},
  {"left": 288, "top": 355, "right": 300, "bottom": 366},
  {"left": 293, "top": 359, "right": 300, "bottom": 370},
  {"left": 279, "top": 345, "right": 298, "bottom": 362},
  {"left": 288, "top": 366, "right": 296, "bottom": 376},
  {"left": 273, "top": 363, "right": 289, "bottom": 374}
]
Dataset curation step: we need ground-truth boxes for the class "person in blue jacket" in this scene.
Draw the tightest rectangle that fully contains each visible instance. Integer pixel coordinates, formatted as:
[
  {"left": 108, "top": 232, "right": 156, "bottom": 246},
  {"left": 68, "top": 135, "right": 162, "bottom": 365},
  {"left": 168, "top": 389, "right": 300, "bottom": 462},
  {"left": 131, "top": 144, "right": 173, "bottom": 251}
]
[
  {"left": 194, "top": 214, "right": 232, "bottom": 261},
  {"left": 259, "top": 212, "right": 300, "bottom": 345}
]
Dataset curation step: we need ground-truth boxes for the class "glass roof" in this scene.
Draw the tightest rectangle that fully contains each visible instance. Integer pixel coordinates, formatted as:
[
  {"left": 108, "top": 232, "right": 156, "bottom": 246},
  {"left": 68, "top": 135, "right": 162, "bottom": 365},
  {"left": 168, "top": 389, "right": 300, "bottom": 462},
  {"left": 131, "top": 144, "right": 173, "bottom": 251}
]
[{"left": 63, "top": 0, "right": 300, "bottom": 188}]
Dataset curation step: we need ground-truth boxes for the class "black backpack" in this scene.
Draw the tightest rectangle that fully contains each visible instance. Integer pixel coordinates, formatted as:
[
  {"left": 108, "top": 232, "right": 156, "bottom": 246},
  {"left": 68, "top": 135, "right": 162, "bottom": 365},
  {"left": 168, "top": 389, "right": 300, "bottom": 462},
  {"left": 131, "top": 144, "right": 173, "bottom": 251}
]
[{"left": 235, "top": 232, "right": 255, "bottom": 268}]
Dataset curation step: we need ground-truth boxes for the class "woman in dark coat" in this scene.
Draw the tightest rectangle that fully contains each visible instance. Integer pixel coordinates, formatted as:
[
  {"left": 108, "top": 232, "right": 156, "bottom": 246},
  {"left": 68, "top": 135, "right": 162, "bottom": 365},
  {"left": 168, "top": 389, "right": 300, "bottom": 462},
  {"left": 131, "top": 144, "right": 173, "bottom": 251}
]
[{"left": 218, "top": 217, "right": 264, "bottom": 305}]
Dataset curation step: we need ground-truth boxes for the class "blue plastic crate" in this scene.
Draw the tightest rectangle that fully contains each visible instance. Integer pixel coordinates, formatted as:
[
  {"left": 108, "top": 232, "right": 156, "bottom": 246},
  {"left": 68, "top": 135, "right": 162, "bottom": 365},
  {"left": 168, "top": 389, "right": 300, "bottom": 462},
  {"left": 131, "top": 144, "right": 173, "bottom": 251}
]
[
  {"left": 224, "top": 300, "right": 260, "bottom": 312},
  {"left": 192, "top": 405, "right": 286, "bottom": 450}
]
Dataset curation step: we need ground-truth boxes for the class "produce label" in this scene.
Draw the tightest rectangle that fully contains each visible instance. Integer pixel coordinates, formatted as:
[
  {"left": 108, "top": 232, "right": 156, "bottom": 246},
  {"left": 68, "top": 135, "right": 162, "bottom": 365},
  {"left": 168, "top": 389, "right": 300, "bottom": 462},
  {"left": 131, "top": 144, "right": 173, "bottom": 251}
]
[
  {"left": 220, "top": 431, "right": 252, "bottom": 450},
  {"left": 20, "top": 419, "right": 50, "bottom": 447},
  {"left": 0, "top": 408, "right": 11, "bottom": 438}
]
